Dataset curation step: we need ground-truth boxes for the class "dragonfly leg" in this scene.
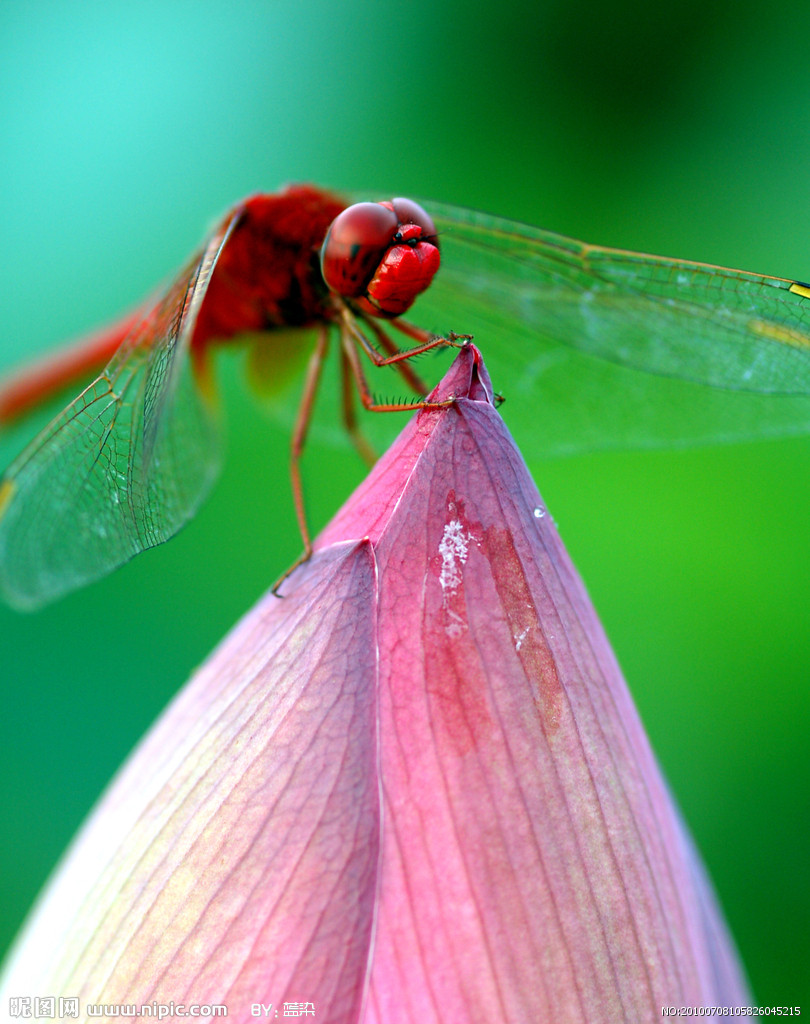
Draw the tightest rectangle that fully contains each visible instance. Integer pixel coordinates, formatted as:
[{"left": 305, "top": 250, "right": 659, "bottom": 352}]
[
  {"left": 343, "top": 310, "right": 457, "bottom": 368},
  {"left": 340, "top": 346, "right": 377, "bottom": 466},
  {"left": 363, "top": 317, "right": 431, "bottom": 396},
  {"left": 273, "top": 325, "right": 331, "bottom": 595},
  {"left": 339, "top": 321, "right": 456, "bottom": 415},
  {"left": 384, "top": 317, "right": 473, "bottom": 356},
  {"left": 274, "top": 317, "right": 464, "bottom": 596}
]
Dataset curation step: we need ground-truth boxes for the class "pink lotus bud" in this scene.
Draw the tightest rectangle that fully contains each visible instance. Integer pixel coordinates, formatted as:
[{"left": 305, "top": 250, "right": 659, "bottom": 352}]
[{"left": 1, "top": 346, "right": 748, "bottom": 1022}]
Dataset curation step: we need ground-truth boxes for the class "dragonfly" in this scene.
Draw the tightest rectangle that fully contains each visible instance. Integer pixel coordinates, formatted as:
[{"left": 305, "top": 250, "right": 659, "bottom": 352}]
[{"left": 1, "top": 183, "right": 810, "bottom": 611}]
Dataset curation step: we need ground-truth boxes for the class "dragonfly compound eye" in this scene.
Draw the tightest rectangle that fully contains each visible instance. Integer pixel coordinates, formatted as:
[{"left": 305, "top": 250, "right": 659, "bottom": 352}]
[{"left": 320, "top": 202, "right": 400, "bottom": 299}]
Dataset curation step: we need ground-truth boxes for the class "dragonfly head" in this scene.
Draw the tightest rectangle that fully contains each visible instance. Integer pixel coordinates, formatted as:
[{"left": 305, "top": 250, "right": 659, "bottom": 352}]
[{"left": 320, "top": 198, "right": 440, "bottom": 318}]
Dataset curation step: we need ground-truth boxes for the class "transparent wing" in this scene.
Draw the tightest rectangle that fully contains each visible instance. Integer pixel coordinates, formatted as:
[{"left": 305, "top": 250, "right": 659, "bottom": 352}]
[
  {"left": 415, "top": 202, "right": 810, "bottom": 455},
  {"left": 0, "top": 208, "right": 241, "bottom": 610}
]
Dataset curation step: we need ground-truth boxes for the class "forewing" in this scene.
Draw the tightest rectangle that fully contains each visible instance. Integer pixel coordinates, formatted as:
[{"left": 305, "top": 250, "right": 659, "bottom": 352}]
[
  {"left": 0, "top": 208, "right": 242, "bottom": 610},
  {"left": 417, "top": 203, "right": 810, "bottom": 453}
]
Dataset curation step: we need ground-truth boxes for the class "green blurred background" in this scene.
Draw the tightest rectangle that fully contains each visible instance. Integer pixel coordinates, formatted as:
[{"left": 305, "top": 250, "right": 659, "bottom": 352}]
[{"left": 1, "top": 0, "right": 808, "bottom": 1007}]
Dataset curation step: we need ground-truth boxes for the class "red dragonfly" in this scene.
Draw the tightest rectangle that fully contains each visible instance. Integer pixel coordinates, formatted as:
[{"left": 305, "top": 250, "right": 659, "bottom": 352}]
[{"left": 2, "top": 183, "right": 810, "bottom": 610}]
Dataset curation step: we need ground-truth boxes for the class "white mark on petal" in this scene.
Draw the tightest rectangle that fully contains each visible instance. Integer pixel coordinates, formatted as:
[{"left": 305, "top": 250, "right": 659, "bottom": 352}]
[
  {"left": 514, "top": 626, "right": 530, "bottom": 652},
  {"left": 439, "top": 519, "right": 470, "bottom": 638},
  {"left": 439, "top": 519, "right": 469, "bottom": 595}
]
